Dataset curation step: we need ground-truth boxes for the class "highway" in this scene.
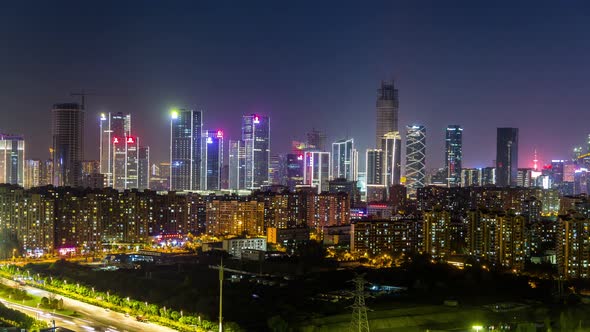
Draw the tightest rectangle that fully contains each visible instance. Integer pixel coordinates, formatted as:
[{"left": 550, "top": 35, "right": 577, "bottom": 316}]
[{"left": 0, "top": 278, "right": 177, "bottom": 332}]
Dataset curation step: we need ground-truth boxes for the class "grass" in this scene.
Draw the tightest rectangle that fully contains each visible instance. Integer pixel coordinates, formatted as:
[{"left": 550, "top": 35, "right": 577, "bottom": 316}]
[{"left": 0, "top": 282, "right": 77, "bottom": 316}]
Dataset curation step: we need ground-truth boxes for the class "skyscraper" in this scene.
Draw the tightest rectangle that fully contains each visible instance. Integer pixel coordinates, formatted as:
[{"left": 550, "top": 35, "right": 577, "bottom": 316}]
[
  {"left": 381, "top": 131, "right": 402, "bottom": 187},
  {"left": 331, "top": 138, "right": 357, "bottom": 181},
  {"left": 406, "top": 125, "right": 426, "bottom": 195},
  {"left": 0, "top": 134, "right": 25, "bottom": 187},
  {"left": 242, "top": 114, "right": 270, "bottom": 189},
  {"left": 496, "top": 128, "right": 519, "bottom": 187},
  {"left": 307, "top": 128, "right": 326, "bottom": 151},
  {"left": 201, "top": 130, "right": 223, "bottom": 190},
  {"left": 303, "top": 151, "right": 331, "bottom": 193},
  {"left": 24, "top": 159, "right": 40, "bottom": 189},
  {"left": 228, "top": 140, "right": 245, "bottom": 190},
  {"left": 170, "top": 109, "right": 203, "bottom": 191},
  {"left": 99, "top": 112, "right": 131, "bottom": 187},
  {"left": 366, "top": 148, "right": 386, "bottom": 202},
  {"left": 375, "top": 80, "right": 399, "bottom": 146},
  {"left": 445, "top": 125, "right": 463, "bottom": 188},
  {"left": 52, "top": 103, "right": 84, "bottom": 187},
  {"left": 138, "top": 146, "right": 150, "bottom": 190}
]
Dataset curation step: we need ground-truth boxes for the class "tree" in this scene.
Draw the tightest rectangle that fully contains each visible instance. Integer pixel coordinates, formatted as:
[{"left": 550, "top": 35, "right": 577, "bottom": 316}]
[{"left": 267, "top": 315, "right": 289, "bottom": 332}]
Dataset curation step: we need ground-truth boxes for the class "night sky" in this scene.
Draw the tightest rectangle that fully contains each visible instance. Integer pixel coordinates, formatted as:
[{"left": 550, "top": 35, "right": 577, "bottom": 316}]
[{"left": 2, "top": 1, "right": 590, "bottom": 169}]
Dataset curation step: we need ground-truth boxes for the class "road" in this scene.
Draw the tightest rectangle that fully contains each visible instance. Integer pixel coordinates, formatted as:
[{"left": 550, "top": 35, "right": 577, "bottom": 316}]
[{"left": 0, "top": 278, "right": 177, "bottom": 332}]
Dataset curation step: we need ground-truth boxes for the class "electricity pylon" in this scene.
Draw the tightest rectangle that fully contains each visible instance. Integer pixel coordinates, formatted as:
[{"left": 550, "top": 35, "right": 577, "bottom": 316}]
[{"left": 349, "top": 274, "right": 370, "bottom": 332}]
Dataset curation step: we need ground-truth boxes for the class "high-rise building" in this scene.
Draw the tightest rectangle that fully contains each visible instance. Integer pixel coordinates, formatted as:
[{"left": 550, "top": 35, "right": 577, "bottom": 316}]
[
  {"left": 138, "top": 146, "right": 150, "bottom": 190},
  {"left": 302, "top": 151, "right": 331, "bottom": 193},
  {"left": 406, "top": 125, "right": 426, "bottom": 195},
  {"left": 482, "top": 167, "right": 496, "bottom": 186},
  {"left": 52, "top": 103, "right": 84, "bottom": 187},
  {"left": 99, "top": 112, "right": 131, "bottom": 187},
  {"left": 331, "top": 138, "right": 357, "bottom": 181},
  {"left": 375, "top": 80, "right": 399, "bottom": 146},
  {"left": 557, "top": 214, "right": 590, "bottom": 279},
  {"left": 366, "top": 149, "right": 386, "bottom": 202},
  {"left": 307, "top": 128, "right": 326, "bottom": 151},
  {"left": 228, "top": 140, "right": 246, "bottom": 190},
  {"left": 461, "top": 168, "right": 482, "bottom": 187},
  {"left": 112, "top": 136, "right": 140, "bottom": 190},
  {"left": 445, "top": 125, "right": 463, "bottom": 187},
  {"left": 24, "top": 159, "right": 40, "bottom": 189},
  {"left": 170, "top": 109, "right": 202, "bottom": 191},
  {"left": 201, "top": 130, "right": 223, "bottom": 190},
  {"left": 0, "top": 134, "right": 25, "bottom": 187},
  {"left": 242, "top": 114, "right": 270, "bottom": 189},
  {"left": 286, "top": 153, "right": 304, "bottom": 190},
  {"left": 381, "top": 131, "right": 402, "bottom": 187},
  {"left": 496, "top": 128, "right": 519, "bottom": 187}
]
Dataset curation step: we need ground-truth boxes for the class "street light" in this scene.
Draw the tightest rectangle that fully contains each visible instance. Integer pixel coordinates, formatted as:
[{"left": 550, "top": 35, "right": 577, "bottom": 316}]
[{"left": 472, "top": 325, "right": 483, "bottom": 332}]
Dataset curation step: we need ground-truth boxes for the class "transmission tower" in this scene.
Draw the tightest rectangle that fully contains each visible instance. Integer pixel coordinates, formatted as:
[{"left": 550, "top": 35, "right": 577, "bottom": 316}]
[{"left": 349, "top": 274, "right": 370, "bottom": 332}]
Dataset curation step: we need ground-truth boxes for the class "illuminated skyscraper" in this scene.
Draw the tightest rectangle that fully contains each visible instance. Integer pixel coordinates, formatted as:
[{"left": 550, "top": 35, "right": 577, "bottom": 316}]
[
  {"left": 170, "top": 109, "right": 203, "bottom": 191},
  {"left": 496, "top": 128, "right": 519, "bottom": 187},
  {"left": 242, "top": 114, "right": 270, "bottom": 189},
  {"left": 331, "top": 138, "right": 357, "bottom": 181},
  {"left": 112, "top": 136, "right": 139, "bottom": 189},
  {"left": 307, "top": 128, "right": 326, "bottom": 151},
  {"left": 445, "top": 125, "right": 462, "bottom": 187},
  {"left": 138, "top": 146, "right": 150, "bottom": 190},
  {"left": 375, "top": 80, "right": 399, "bottom": 146},
  {"left": 0, "top": 135, "right": 25, "bottom": 187},
  {"left": 228, "top": 140, "right": 245, "bottom": 190},
  {"left": 286, "top": 153, "right": 304, "bottom": 190},
  {"left": 99, "top": 112, "right": 131, "bottom": 187},
  {"left": 52, "top": 103, "right": 84, "bottom": 187},
  {"left": 24, "top": 159, "right": 40, "bottom": 189},
  {"left": 201, "top": 130, "right": 224, "bottom": 190},
  {"left": 366, "top": 149, "right": 386, "bottom": 202},
  {"left": 303, "top": 151, "right": 331, "bottom": 193},
  {"left": 381, "top": 131, "right": 402, "bottom": 187},
  {"left": 405, "top": 125, "right": 426, "bottom": 195}
]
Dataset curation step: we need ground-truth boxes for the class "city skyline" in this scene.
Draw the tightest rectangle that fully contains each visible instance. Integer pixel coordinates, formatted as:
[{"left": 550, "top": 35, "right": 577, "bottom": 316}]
[{"left": 3, "top": 2, "right": 590, "bottom": 168}]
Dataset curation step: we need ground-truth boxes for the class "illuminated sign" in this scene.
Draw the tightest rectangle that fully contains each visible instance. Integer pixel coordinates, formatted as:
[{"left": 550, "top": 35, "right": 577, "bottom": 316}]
[
  {"left": 113, "top": 137, "right": 120, "bottom": 144},
  {"left": 207, "top": 137, "right": 213, "bottom": 144},
  {"left": 100, "top": 113, "right": 107, "bottom": 121},
  {"left": 253, "top": 116, "right": 260, "bottom": 124},
  {"left": 171, "top": 109, "right": 179, "bottom": 119},
  {"left": 297, "top": 155, "right": 303, "bottom": 161},
  {"left": 127, "top": 136, "right": 135, "bottom": 144},
  {"left": 216, "top": 130, "right": 223, "bottom": 138}
]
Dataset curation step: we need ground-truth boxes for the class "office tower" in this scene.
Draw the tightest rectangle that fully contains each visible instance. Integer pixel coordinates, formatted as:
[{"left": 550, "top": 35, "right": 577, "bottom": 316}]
[
  {"left": 52, "top": 103, "right": 84, "bottom": 187},
  {"left": 138, "top": 146, "right": 150, "bottom": 190},
  {"left": 170, "top": 109, "right": 202, "bottom": 191},
  {"left": 406, "top": 125, "right": 426, "bottom": 195},
  {"left": 269, "top": 154, "right": 283, "bottom": 186},
  {"left": 228, "top": 140, "right": 246, "bottom": 190},
  {"left": 0, "top": 134, "right": 25, "bottom": 187},
  {"left": 496, "top": 128, "right": 519, "bottom": 187},
  {"left": 201, "top": 130, "right": 223, "bottom": 190},
  {"left": 366, "top": 149, "right": 386, "bottom": 202},
  {"left": 461, "top": 168, "right": 482, "bottom": 187},
  {"left": 445, "top": 125, "right": 463, "bottom": 187},
  {"left": 375, "top": 80, "right": 399, "bottom": 146},
  {"left": 242, "top": 114, "right": 270, "bottom": 189},
  {"left": 81, "top": 160, "right": 100, "bottom": 176},
  {"left": 302, "top": 151, "right": 331, "bottom": 193},
  {"left": 381, "top": 131, "right": 402, "bottom": 187},
  {"left": 24, "top": 159, "right": 40, "bottom": 189},
  {"left": 39, "top": 160, "right": 53, "bottom": 186},
  {"left": 286, "top": 153, "right": 304, "bottom": 190},
  {"left": 517, "top": 168, "right": 533, "bottom": 188},
  {"left": 111, "top": 136, "right": 139, "bottom": 190},
  {"left": 550, "top": 160, "right": 565, "bottom": 184},
  {"left": 332, "top": 138, "right": 357, "bottom": 181},
  {"left": 307, "top": 128, "right": 326, "bottom": 151},
  {"left": 482, "top": 167, "right": 496, "bottom": 186},
  {"left": 99, "top": 112, "right": 131, "bottom": 187}
]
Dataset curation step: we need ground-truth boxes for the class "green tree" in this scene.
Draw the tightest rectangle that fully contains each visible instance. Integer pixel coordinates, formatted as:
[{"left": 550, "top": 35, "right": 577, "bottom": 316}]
[{"left": 267, "top": 315, "right": 289, "bottom": 332}]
